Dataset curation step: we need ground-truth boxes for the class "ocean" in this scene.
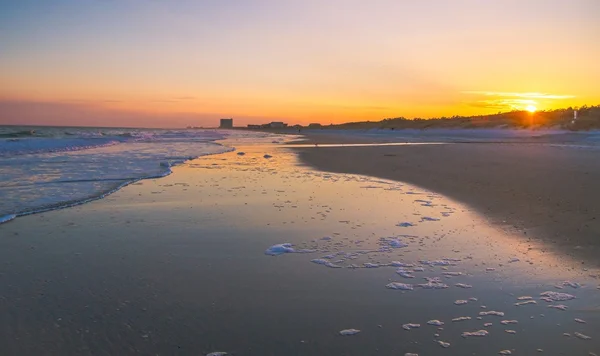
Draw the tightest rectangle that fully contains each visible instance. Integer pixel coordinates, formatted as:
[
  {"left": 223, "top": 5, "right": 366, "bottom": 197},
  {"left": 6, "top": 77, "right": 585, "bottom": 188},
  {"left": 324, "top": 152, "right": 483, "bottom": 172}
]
[{"left": 0, "top": 126, "right": 282, "bottom": 223}]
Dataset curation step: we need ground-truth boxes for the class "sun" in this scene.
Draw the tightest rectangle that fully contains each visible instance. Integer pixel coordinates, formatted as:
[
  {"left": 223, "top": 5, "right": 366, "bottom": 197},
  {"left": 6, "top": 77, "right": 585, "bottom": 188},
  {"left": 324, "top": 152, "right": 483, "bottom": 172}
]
[{"left": 526, "top": 105, "right": 537, "bottom": 113}]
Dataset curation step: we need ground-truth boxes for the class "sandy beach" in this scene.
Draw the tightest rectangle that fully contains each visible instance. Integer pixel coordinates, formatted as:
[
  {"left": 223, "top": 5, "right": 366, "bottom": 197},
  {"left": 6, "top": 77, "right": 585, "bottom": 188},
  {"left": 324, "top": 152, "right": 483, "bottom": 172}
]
[
  {"left": 1, "top": 135, "right": 599, "bottom": 355},
  {"left": 295, "top": 134, "right": 600, "bottom": 266}
]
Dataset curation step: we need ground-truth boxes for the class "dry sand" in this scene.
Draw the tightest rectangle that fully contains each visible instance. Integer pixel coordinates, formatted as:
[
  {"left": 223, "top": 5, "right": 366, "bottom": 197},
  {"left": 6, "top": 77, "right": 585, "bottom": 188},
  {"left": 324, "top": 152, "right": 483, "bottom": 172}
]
[{"left": 295, "top": 138, "right": 600, "bottom": 264}]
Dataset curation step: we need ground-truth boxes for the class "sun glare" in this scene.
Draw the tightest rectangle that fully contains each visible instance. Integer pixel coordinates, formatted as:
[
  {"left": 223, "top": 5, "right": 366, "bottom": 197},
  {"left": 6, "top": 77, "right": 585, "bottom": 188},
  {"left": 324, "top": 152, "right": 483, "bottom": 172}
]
[{"left": 526, "top": 105, "right": 537, "bottom": 113}]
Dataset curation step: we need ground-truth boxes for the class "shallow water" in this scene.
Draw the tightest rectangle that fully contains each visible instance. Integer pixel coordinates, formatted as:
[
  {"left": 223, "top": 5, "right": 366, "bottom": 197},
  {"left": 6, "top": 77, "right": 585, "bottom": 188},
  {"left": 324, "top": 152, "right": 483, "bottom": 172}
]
[
  {"left": 0, "top": 127, "right": 293, "bottom": 219},
  {"left": 0, "top": 138, "right": 598, "bottom": 355}
]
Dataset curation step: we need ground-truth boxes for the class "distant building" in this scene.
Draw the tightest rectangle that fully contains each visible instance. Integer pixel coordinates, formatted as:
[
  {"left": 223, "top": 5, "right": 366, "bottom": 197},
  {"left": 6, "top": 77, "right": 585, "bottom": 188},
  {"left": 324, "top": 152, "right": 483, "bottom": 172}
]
[
  {"left": 220, "top": 118, "right": 233, "bottom": 129},
  {"left": 269, "top": 122, "right": 287, "bottom": 128},
  {"left": 308, "top": 123, "right": 322, "bottom": 128},
  {"left": 247, "top": 124, "right": 261, "bottom": 129}
]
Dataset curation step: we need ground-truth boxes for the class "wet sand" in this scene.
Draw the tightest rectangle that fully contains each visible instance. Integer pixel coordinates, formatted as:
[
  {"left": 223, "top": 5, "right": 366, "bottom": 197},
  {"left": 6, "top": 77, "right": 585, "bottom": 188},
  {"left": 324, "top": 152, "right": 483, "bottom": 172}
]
[
  {"left": 1, "top": 141, "right": 599, "bottom": 355},
  {"left": 295, "top": 137, "right": 600, "bottom": 265}
]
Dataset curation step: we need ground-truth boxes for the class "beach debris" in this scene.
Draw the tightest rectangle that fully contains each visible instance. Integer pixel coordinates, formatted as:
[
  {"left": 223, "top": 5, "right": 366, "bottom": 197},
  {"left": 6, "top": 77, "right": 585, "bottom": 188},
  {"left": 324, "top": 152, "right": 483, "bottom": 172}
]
[
  {"left": 505, "top": 330, "right": 517, "bottom": 334},
  {"left": 236, "top": 151, "right": 245, "bottom": 155},
  {"left": 508, "top": 257, "right": 520, "bottom": 263},
  {"left": 515, "top": 300, "right": 537, "bottom": 306},
  {"left": 339, "top": 329, "right": 361, "bottom": 336},
  {"left": 539, "top": 291, "right": 576, "bottom": 301},
  {"left": 480, "top": 311, "right": 505, "bottom": 317},
  {"left": 436, "top": 340, "right": 451, "bottom": 348},
  {"left": 396, "top": 222, "right": 414, "bottom": 227},
  {"left": 452, "top": 316, "right": 471, "bottom": 322},
  {"left": 421, "top": 216, "right": 440, "bottom": 222},
  {"left": 320, "top": 236, "right": 332, "bottom": 241},
  {"left": 386, "top": 282, "right": 414, "bottom": 291},
  {"left": 500, "top": 320, "right": 518, "bottom": 325},
  {"left": 548, "top": 304, "right": 568, "bottom": 311},
  {"left": 455, "top": 283, "right": 472, "bottom": 289},
  {"left": 461, "top": 330, "right": 489, "bottom": 338},
  {"left": 263, "top": 154, "right": 272, "bottom": 159},
  {"left": 574, "top": 332, "right": 591, "bottom": 340},
  {"left": 454, "top": 300, "right": 469, "bottom": 305},
  {"left": 486, "top": 268, "right": 496, "bottom": 271},
  {"left": 427, "top": 320, "right": 444, "bottom": 326},
  {"left": 207, "top": 352, "right": 228, "bottom": 356},
  {"left": 574, "top": 318, "right": 586, "bottom": 324},
  {"left": 498, "top": 351, "right": 512, "bottom": 355},
  {"left": 402, "top": 323, "right": 421, "bottom": 330}
]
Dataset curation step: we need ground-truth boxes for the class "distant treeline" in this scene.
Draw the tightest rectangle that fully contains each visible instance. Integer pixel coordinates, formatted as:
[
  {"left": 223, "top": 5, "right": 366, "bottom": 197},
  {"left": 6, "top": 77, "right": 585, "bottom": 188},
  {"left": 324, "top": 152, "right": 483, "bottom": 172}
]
[{"left": 325, "top": 105, "right": 600, "bottom": 130}]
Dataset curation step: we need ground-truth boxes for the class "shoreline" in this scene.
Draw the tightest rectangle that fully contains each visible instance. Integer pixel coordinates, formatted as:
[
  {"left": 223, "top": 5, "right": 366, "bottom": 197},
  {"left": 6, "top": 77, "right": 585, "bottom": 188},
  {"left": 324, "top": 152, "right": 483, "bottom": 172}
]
[
  {"left": 294, "top": 134, "right": 600, "bottom": 266},
  {"left": 1, "top": 143, "right": 598, "bottom": 355}
]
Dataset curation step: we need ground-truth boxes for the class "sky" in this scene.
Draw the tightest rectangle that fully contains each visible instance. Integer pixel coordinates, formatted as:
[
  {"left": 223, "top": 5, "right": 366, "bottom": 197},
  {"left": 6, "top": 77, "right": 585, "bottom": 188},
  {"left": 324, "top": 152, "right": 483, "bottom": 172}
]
[{"left": 1, "top": 0, "right": 599, "bottom": 128}]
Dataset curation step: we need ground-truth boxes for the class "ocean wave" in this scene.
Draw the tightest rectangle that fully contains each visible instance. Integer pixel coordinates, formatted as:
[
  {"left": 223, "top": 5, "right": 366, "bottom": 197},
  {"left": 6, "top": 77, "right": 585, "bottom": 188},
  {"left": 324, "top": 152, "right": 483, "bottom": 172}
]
[{"left": 0, "top": 128, "right": 236, "bottom": 221}]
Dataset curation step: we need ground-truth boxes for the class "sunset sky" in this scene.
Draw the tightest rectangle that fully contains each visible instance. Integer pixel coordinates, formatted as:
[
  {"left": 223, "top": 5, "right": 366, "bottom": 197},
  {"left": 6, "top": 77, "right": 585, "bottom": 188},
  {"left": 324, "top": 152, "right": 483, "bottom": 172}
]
[{"left": 1, "top": 0, "right": 599, "bottom": 127}]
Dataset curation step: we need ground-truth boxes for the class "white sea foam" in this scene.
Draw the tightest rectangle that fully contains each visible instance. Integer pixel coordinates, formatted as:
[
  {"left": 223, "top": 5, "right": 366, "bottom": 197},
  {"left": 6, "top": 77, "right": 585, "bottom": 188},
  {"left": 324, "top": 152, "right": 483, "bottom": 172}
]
[
  {"left": 461, "top": 330, "right": 489, "bottom": 337},
  {"left": 505, "top": 330, "right": 517, "bottom": 334},
  {"left": 480, "top": 311, "right": 505, "bottom": 317},
  {"left": 402, "top": 323, "right": 421, "bottom": 330},
  {"left": 0, "top": 214, "right": 16, "bottom": 224},
  {"left": 420, "top": 259, "right": 456, "bottom": 266},
  {"left": 427, "top": 320, "right": 444, "bottom": 326},
  {"left": 498, "top": 351, "right": 512, "bottom": 355},
  {"left": 418, "top": 282, "right": 449, "bottom": 289},
  {"left": 454, "top": 300, "right": 469, "bottom": 305},
  {"left": 574, "top": 332, "right": 591, "bottom": 340},
  {"left": 539, "top": 291, "right": 576, "bottom": 301},
  {"left": 500, "top": 320, "right": 518, "bottom": 325},
  {"left": 436, "top": 340, "right": 451, "bottom": 348},
  {"left": 207, "top": 352, "right": 228, "bottom": 356},
  {"left": 265, "top": 243, "right": 296, "bottom": 255},
  {"left": 455, "top": 283, "right": 472, "bottom": 289},
  {"left": 391, "top": 262, "right": 415, "bottom": 268},
  {"left": 386, "top": 238, "right": 408, "bottom": 248},
  {"left": 386, "top": 282, "right": 414, "bottom": 290},
  {"left": 311, "top": 259, "right": 342, "bottom": 268},
  {"left": 452, "top": 317, "right": 471, "bottom": 322},
  {"left": 515, "top": 300, "right": 537, "bottom": 306},
  {"left": 396, "top": 268, "right": 415, "bottom": 278},
  {"left": 574, "top": 318, "right": 586, "bottom": 324},
  {"left": 339, "top": 329, "right": 361, "bottom": 336},
  {"left": 548, "top": 304, "right": 568, "bottom": 310}
]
